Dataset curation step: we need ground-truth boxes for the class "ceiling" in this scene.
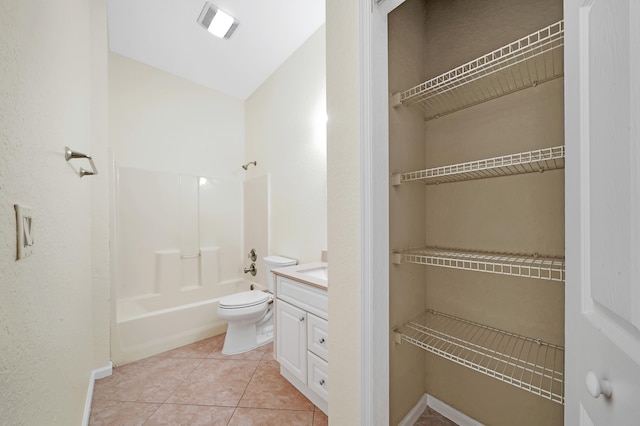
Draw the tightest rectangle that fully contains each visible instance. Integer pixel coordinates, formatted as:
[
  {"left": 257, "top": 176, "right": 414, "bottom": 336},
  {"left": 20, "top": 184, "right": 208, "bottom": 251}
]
[{"left": 107, "top": 0, "right": 325, "bottom": 100}]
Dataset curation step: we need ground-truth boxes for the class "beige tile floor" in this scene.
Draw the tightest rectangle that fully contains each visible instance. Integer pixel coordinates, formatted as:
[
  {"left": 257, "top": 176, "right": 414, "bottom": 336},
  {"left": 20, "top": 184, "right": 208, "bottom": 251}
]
[
  {"left": 90, "top": 334, "right": 328, "bottom": 426},
  {"left": 413, "top": 406, "right": 457, "bottom": 426}
]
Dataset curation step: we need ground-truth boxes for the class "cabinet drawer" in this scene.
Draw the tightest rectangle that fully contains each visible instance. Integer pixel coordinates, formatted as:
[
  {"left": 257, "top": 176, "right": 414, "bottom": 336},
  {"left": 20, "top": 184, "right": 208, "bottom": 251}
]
[
  {"left": 307, "top": 313, "right": 328, "bottom": 361},
  {"left": 277, "top": 276, "right": 328, "bottom": 318},
  {"left": 307, "top": 351, "right": 328, "bottom": 403}
]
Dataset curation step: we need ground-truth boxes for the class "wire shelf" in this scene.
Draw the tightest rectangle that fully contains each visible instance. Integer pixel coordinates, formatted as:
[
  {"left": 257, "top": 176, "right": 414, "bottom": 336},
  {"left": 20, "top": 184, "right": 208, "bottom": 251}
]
[
  {"left": 393, "top": 20, "right": 564, "bottom": 120},
  {"left": 393, "top": 146, "right": 565, "bottom": 186},
  {"left": 393, "top": 247, "right": 565, "bottom": 281},
  {"left": 398, "top": 309, "right": 565, "bottom": 404}
]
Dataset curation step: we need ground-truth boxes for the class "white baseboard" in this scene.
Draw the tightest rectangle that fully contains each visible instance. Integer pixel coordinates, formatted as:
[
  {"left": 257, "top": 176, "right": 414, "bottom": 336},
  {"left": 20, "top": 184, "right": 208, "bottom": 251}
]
[
  {"left": 427, "top": 394, "right": 484, "bottom": 426},
  {"left": 82, "top": 362, "right": 113, "bottom": 426},
  {"left": 398, "top": 393, "right": 484, "bottom": 426},
  {"left": 92, "top": 362, "right": 113, "bottom": 380},
  {"left": 398, "top": 394, "right": 429, "bottom": 426}
]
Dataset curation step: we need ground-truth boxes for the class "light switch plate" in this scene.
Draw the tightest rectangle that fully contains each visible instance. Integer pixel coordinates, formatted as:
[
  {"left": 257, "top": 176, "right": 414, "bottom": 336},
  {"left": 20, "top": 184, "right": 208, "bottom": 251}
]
[{"left": 14, "top": 204, "right": 34, "bottom": 260}]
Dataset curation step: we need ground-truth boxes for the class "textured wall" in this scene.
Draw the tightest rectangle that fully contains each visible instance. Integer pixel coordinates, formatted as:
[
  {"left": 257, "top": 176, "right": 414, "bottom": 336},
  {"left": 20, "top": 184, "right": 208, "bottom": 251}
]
[
  {"left": 387, "top": 2, "right": 429, "bottom": 423},
  {"left": 90, "top": 0, "right": 112, "bottom": 372},
  {"left": 0, "top": 0, "right": 107, "bottom": 423},
  {"left": 326, "top": 1, "right": 362, "bottom": 423},
  {"left": 244, "top": 25, "right": 327, "bottom": 266}
]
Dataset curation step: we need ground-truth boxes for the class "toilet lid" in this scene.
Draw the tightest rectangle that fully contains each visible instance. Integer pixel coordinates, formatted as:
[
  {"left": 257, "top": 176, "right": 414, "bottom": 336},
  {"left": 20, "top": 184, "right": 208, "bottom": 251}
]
[{"left": 219, "top": 290, "right": 270, "bottom": 309}]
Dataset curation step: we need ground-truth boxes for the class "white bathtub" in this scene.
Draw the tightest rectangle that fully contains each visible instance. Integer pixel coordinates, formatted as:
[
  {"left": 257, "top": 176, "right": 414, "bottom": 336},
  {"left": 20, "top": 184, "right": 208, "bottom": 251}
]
[{"left": 111, "top": 280, "right": 265, "bottom": 365}]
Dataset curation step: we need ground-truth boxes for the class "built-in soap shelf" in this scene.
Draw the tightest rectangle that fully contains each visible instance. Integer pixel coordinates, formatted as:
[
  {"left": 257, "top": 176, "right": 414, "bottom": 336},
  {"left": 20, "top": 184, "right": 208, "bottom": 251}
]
[
  {"left": 391, "top": 146, "right": 565, "bottom": 186},
  {"left": 392, "top": 247, "right": 565, "bottom": 282},
  {"left": 395, "top": 309, "right": 564, "bottom": 404}
]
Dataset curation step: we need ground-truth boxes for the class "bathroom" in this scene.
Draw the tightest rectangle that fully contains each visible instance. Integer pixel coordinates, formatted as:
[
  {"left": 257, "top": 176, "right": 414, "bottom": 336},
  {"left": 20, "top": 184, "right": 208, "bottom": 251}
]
[
  {"left": 1, "top": 0, "right": 339, "bottom": 424},
  {"left": 9, "top": 0, "right": 640, "bottom": 424},
  {"left": 108, "top": 2, "right": 327, "bottom": 362}
]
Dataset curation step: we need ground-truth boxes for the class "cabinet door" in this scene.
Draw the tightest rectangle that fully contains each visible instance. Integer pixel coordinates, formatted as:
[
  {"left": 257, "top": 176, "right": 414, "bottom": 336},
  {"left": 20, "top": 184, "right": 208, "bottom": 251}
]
[{"left": 276, "top": 299, "right": 307, "bottom": 383}]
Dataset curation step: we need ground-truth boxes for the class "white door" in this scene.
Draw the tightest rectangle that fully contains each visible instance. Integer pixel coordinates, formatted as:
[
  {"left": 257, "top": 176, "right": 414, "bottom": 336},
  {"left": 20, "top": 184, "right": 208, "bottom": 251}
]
[
  {"left": 276, "top": 299, "right": 307, "bottom": 383},
  {"left": 565, "top": 0, "right": 640, "bottom": 424}
]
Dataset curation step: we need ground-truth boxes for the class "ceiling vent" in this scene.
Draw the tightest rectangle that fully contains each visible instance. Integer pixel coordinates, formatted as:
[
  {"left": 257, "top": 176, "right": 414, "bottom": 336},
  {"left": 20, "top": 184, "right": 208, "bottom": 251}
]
[{"left": 197, "top": 2, "right": 239, "bottom": 40}]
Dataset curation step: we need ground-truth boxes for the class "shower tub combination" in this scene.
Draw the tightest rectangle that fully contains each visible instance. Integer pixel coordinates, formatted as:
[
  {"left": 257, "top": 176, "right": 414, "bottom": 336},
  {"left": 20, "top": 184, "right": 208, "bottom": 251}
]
[
  {"left": 113, "top": 277, "right": 262, "bottom": 364},
  {"left": 112, "top": 166, "right": 257, "bottom": 364}
]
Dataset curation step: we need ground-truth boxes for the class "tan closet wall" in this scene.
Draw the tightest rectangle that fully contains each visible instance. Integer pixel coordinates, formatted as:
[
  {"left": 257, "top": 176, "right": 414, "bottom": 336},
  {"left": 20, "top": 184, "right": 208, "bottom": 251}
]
[
  {"left": 388, "top": 0, "right": 429, "bottom": 422},
  {"left": 389, "top": 0, "right": 564, "bottom": 425}
]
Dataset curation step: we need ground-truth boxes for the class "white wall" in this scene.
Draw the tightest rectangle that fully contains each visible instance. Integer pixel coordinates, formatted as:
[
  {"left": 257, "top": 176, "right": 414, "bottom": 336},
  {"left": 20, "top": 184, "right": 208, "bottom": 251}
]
[
  {"left": 244, "top": 25, "right": 327, "bottom": 268},
  {"left": 109, "top": 53, "right": 245, "bottom": 179},
  {"left": 0, "top": 0, "right": 109, "bottom": 424},
  {"left": 243, "top": 175, "right": 270, "bottom": 287},
  {"left": 326, "top": 2, "right": 362, "bottom": 424},
  {"left": 90, "top": 0, "right": 112, "bottom": 371}
]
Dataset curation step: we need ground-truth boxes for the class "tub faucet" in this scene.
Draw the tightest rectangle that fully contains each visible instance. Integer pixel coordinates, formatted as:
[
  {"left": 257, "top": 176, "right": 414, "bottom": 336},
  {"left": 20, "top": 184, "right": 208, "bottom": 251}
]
[{"left": 244, "top": 263, "right": 257, "bottom": 276}]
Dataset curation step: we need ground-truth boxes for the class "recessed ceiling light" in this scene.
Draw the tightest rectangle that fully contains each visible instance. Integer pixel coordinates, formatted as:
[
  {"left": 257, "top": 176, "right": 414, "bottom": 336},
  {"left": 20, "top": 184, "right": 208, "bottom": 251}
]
[{"left": 197, "top": 2, "right": 239, "bottom": 40}]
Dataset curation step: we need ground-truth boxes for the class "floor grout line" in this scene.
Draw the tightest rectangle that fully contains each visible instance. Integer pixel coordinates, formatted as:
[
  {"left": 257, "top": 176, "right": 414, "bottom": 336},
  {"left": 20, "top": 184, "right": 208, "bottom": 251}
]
[
  {"left": 140, "top": 402, "right": 163, "bottom": 426},
  {"left": 157, "top": 355, "right": 207, "bottom": 407},
  {"left": 90, "top": 336, "right": 324, "bottom": 425},
  {"left": 224, "top": 343, "right": 267, "bottom": 426}
]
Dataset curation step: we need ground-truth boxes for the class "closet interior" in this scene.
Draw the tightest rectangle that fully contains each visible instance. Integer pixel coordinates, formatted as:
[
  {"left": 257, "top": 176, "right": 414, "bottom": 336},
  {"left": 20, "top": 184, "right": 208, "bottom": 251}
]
[{"left": 388, "top": 1, "right": 565, "bottom": 425}]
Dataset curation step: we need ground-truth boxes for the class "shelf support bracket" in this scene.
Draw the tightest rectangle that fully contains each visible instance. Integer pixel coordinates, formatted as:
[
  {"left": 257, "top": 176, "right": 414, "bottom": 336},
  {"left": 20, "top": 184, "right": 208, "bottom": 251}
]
[
  {"left": 392, "top": 329, "right": 403, "bottom": 344},
  {"left": 390, "top": 93, "right": 402, "bottom": 108}
]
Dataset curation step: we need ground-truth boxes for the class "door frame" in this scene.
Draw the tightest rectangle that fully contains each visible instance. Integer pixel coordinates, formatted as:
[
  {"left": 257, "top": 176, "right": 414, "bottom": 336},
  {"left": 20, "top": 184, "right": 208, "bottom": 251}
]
[
  {"left": 359, "top": 0, "right": 405, "bottom": 424},
  {"left": 563, "top": 0, "right": 581, "bottom": 423}
]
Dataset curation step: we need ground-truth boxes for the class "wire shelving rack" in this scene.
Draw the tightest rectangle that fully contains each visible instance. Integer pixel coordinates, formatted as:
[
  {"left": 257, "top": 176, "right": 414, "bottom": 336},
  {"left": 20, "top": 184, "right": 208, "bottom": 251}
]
[
  {"left": 392, "top": 20, "right": 564, "bottom": 120},
  {"left": 396, "top": 309, "right": 565, "bottom": 404},
  {"left": 392, "top": 146, "right": 565, "bottom": 186},
  {"left": 392, "top": 247, "right": 565, "bottom": 282}
]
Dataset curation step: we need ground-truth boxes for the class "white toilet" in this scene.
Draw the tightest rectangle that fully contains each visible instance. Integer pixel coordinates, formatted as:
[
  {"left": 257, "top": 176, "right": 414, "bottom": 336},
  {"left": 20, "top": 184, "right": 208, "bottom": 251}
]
[{"left": 217, "top": 255, "right": 297, "bottom": 355}]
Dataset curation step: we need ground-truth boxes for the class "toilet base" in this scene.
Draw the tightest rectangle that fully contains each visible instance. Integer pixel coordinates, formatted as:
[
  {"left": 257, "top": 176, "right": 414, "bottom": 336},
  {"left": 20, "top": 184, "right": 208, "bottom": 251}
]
[{"left": 221, "top": 321, "right": 273, "bottom": 355}]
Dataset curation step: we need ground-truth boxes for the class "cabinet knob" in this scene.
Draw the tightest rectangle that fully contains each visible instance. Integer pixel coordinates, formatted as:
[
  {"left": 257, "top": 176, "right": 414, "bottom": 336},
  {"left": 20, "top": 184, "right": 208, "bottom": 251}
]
[
  {"left": 299, "top": 317, "right": 305, "bottom": 322},
  {"left": 319, "top": 337, "right": 325, "bottom": 344},
  {"left": 585, "top": 371, "right": 612, "bottom": 398},
  {"left": 319, "top": 379, "right": 325, "bottom": 386}
]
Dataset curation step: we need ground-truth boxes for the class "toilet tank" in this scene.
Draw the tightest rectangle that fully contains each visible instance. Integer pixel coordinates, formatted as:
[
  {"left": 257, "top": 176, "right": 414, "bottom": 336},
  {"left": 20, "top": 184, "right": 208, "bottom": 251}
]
[{"left": 264, "top": 255, "right": 297, "bottom": 293}]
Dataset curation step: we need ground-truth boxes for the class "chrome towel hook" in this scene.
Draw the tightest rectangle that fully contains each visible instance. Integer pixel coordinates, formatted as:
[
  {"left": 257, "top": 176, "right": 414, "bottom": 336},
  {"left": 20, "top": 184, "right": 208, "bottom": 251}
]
[{"left": 65, "top": 146, "right": 98, "bottom": 178}]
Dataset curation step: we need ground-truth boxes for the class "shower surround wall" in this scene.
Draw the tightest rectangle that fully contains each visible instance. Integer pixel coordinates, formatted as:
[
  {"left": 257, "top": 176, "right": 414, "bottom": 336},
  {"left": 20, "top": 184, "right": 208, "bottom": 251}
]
[
  {"left": 112, "top": 166, "right": 245, "bottom": 363},
  {"left": 115, "top": 167, "right": 242, "bottom": 300}
]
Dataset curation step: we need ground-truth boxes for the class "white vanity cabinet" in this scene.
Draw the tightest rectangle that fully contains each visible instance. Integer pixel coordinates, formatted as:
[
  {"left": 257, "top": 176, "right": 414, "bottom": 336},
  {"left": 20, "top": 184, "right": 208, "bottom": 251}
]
[
  {"left": 275, "top": 299, "right": 307, "bottom": 382},
  {"left": 274, "top": 271, "right": 328, "bottom": 415}
]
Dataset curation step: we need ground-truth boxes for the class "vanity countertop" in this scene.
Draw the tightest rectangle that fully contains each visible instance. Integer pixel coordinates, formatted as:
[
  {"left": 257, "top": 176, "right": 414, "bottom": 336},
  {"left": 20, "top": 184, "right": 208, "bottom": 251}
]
[{"left": 272, "top": 262, "right": 328, "bottom": 290}]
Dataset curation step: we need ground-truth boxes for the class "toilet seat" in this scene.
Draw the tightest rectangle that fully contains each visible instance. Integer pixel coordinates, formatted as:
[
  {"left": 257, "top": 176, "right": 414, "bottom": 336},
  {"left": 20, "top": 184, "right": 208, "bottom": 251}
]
[{"left": 219, "top": 290, "right": 270, "bottom": 309}]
